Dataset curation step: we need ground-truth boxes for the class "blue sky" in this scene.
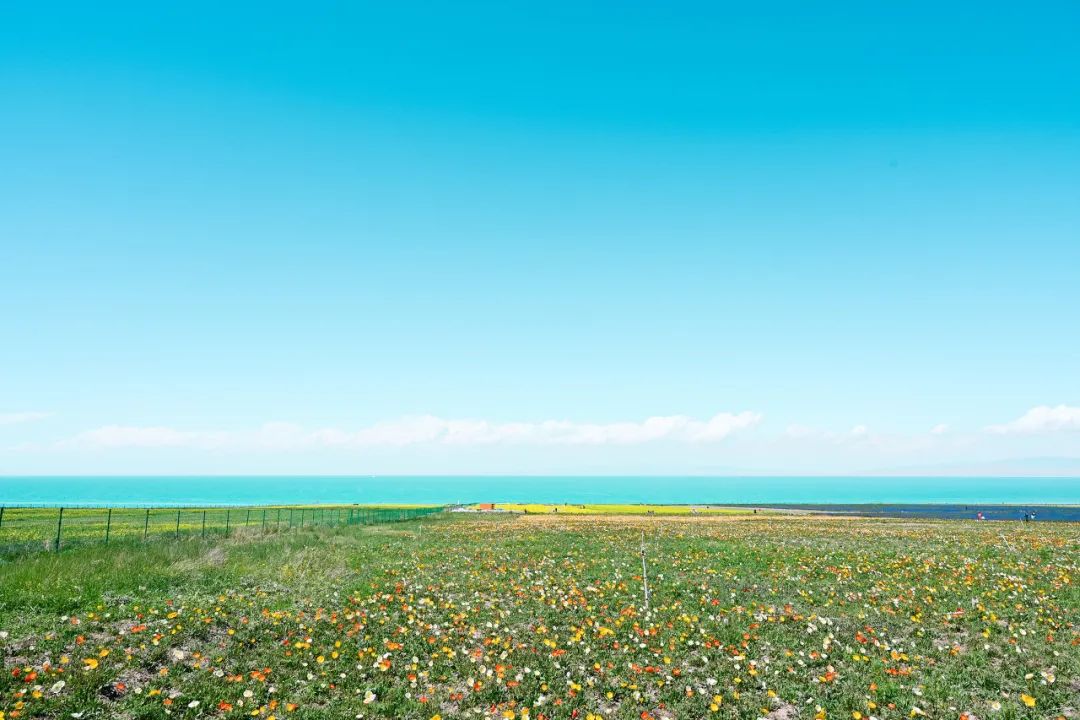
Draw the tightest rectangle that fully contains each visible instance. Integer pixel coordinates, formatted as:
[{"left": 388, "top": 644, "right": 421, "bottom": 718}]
[{"left": 1, "top": 1, "right": 1079, "bottom": 474}]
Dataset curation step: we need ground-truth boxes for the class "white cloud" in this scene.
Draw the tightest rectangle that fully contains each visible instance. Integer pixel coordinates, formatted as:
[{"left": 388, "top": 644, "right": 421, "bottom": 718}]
[
  {"left": 849, "top": 424, "right": 869, "bottom": 437},
  {"left": 71, "top": 425, "right": 228, "bottom": 449},
  {"left": 986, "top": 405, "right": 1080, "bottom": 435},
  {"left": 0, "top": 411, "right": 52, "bottom": 425},
  {"left": 931, "top": 423, "right": 949, "bottom": 435},
  {"left": 67, "top": 411, "right": 763, "bottom": 450}
]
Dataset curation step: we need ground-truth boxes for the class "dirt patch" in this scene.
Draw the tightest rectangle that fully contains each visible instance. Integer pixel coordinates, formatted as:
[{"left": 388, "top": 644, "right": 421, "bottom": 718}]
[{"left": 766, "top": 702, "right": 801, "bottom": 720}]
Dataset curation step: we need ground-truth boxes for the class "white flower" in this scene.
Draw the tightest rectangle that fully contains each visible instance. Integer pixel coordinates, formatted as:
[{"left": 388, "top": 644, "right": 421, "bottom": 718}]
[{"left": 363, "top": 690, "right": 377, "bottom": 704}]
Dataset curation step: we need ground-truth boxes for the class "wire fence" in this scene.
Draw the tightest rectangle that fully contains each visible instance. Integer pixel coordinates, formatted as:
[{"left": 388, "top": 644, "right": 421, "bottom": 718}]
[{"left": 0, "top": 504, "right": 444, "bottom": 557}]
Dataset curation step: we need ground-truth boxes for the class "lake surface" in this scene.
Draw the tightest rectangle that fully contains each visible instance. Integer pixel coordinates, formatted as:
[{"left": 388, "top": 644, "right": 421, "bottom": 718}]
[{"left": 1, "top": 475, "right": 1077, "bottom": 507}]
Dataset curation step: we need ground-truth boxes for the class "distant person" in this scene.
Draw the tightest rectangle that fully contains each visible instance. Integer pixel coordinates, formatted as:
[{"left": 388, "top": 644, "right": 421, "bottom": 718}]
[{"left": 976, "top": 511, "right": 984, "bottom": 521}]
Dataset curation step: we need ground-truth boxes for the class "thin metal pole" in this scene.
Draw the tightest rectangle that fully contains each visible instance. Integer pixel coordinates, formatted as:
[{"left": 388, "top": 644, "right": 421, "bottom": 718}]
[
  {"left": 640, "top": 530, "right": 650, "bottom": 611},
  {"left": 0, "top": 505, "right": 5, "bottom": 529},
  {"left": 245, "top": 508, "right": 251, "bottom": 527},
  {"left": 262, "top": 509, "right": 267, "bottom": 531},
  {"left": 144, "top": 508, "right": 151, "bottom": 541},
  {"left": 202, "top": 511, "right": 207, "bottom": 538},
  {"left": 175, "top": 509, "right": 181, "bottom": 539},
  {"left": 54, "top": 507, "right": 64, "bottom": 552},
  {"left": 225, "top": 509, "right": 231, "bottom": 537},
  {"left": 105, "top": 508, "right": 112, "bottom": 544}
]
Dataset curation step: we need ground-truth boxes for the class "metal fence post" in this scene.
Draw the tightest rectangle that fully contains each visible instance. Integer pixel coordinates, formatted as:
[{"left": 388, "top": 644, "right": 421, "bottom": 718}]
[
  {"left": 225, "top": 509, "right": 231, "bottom": 537},
  {"left": 262, "top": 509, "right": 267, "bottom": 531},
  {"left": 0, "top": 505, "right": 5, "bottom": 530},
  {"left": 202, "top": 510, "right": 207, "bottom": 538},
  {"left": 54, "top": 507, "right": 64, "bottom": 552},
  {"left": 175, "top": 509, "right": 181, "bottom": 539},
  {"left": 105, "top": 508, "right": 113, "bottom": 544},
  {"left": 245, "top": 508, "right": 251, "bottom": 527}
]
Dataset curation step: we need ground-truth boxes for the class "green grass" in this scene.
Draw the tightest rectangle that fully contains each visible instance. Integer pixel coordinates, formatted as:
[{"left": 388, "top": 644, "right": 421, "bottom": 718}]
[
  {"left": 1, "top": 513, "right": 1077, "bottom": 720},
  {"left": 0, "top": 505, "right": 440, "bottom": 558}
]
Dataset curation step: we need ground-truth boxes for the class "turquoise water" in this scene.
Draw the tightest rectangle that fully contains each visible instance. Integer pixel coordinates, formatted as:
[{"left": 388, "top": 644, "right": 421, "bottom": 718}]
[{"left": 0, "top": 475, "right": 1077, "bottom": 507}]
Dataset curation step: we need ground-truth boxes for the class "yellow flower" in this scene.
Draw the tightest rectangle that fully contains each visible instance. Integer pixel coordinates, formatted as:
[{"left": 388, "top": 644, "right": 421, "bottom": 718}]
[
  {"left": 1020, "top": 694, "right": 1036, "bottom": 708},
  {"left": 83, "top": 657, "right": 99, "bottom": 670}
]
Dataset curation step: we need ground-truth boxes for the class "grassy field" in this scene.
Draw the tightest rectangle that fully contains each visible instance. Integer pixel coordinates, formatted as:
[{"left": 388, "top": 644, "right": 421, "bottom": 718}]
[
  {"left": 493, "top": 504, "right": 758, "bottom": 515},
  {"left": 1, "top": 513, "right": 1077, "bottom": 720},
  {"left": 0, "top": 505, "right": 441, "bottom": 558}
]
